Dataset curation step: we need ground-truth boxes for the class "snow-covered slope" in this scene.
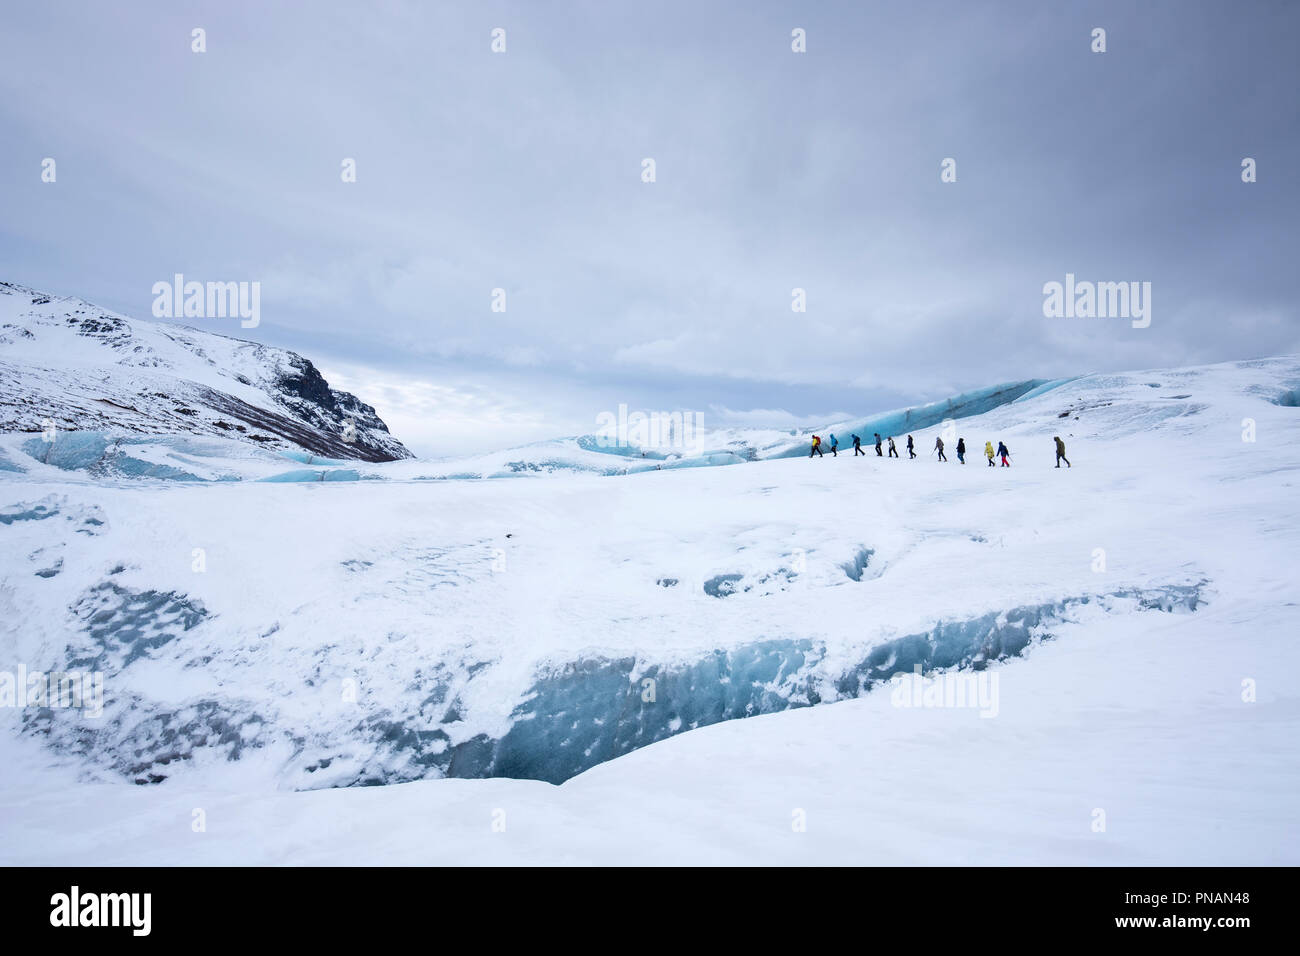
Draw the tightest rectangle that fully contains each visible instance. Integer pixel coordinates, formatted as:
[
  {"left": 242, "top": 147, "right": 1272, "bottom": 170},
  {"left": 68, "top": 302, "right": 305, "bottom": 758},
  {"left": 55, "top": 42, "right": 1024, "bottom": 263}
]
[
  {"left": 1, "top": 354, "right": 1297, "bottom": 864},
  {"left": 2, "top": 355, "right": 1288, "bottom": 484},
  {"left": 0, "top": 281, "right": 411, "bottom": 462}
]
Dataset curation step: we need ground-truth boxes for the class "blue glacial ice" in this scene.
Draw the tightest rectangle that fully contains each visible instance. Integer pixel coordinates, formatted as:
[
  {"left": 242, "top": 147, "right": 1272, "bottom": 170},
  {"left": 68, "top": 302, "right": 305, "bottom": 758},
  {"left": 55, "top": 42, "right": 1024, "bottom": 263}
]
[
  {"left": 1014, "top": 377, "right": 1081, "bottom": 403},
  {"left": 21, "top": 433, "right": 207, "bottom": 481},
  {"left": 766, "top": 379, "right": 1064, "bottom": 459},
  {"left": 0, "top": 448, "right": 25, "bottom": 473},
  {"left": 258, "top": 468, "right": 362, "bottom": 482},
  {"left": 22, "top": 433, "right": 111, "bottom": 470},
  {"left": 0, "top": 499, "right": 60, "bottom": 524},
  {"left": 278, "top": 450, "right": 351, "bottom": 466},
  {"left": 25, "top": 580, "right": 1206, "bottom": 788},
  {"left": 575, "top": 435, "right": 670, "bottom": 459}
]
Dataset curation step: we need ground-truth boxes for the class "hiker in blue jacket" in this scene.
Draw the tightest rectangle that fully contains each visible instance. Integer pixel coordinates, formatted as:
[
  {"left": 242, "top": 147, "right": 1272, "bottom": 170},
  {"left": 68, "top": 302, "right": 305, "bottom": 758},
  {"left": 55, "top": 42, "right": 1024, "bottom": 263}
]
[{"left": 828, "top": 433, "right": 839, "bottom": 456}]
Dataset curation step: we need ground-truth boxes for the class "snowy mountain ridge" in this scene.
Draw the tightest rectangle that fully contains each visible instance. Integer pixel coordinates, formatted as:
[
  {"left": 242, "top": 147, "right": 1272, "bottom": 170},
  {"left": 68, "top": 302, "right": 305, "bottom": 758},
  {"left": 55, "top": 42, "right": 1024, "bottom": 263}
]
[{"left": 0, "top": 281, "right": 412, "bottom": 463}]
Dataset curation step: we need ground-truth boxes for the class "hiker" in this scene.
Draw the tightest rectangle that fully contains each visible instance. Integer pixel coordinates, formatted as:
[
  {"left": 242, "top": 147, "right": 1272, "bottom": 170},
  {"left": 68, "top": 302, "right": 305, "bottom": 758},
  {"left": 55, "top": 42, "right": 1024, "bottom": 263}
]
[
  {"left": 1054, "top": 436, "right": 1071, "bottom": 468},
  {"left": 874, "top": 433, "right": 883, "bottom": 457},
  {"left": 829, "top": 433, "right": 839, "bottom": 457},
  {"left": 984, "top": 441, "right": 995, "bottom": 466},
  {"left": 852, "top": 434, "right": 864, "bottom": 456},
  {"left": 997, "top": 441, "right": 1010, "bottom": 467},
  {"left": 887, "top": 436, "right": 898, "bottom": 458},
  {"left": 907, "top": 434, "right": 916, "bottom": 459},
  {"left": 956, "top": 438, "right": 966, "bottom": 464},
  {"left": 810, "top": 435, "right": 823, "bottom": 458},
  {"left": 934, "top": 436, "right": 947, "bottom": 462}
]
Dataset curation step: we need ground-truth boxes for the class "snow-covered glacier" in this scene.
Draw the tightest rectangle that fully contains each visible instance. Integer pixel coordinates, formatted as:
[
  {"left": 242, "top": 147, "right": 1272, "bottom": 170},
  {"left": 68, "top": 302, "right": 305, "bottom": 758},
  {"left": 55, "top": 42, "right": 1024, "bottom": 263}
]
[{"left": 1, "top": 332, "right": 1298, "bottom": 863}]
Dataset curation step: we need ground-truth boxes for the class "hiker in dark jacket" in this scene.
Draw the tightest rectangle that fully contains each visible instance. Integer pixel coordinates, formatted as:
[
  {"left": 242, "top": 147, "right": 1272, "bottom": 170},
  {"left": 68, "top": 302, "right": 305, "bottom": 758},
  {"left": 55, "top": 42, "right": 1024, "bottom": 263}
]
[
  {"left": 874, "top": 433, "right": 883, "bottom": 457},
  {"left": 906, "top": 434, "right": 915, "bottom": 459},
  {"left": 852, "top": 434, "right": 864, "bottom": 456},
  {"left": 1054, "top": 436, "right": 1071, "bottom": 468},
  {"left": 956, "top": 438, "right": 966, "bottom": 464},
  {"left": 997, "top": 441, "right": 1010, "bottom": 467}
]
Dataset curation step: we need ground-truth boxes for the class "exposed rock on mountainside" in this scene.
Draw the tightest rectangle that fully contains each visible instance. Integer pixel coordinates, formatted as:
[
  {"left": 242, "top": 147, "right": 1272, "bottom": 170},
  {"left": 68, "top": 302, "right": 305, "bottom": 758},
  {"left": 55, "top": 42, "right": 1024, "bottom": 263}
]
[{"left": 0, "top": 281, "right": 411, "bottom": 462}]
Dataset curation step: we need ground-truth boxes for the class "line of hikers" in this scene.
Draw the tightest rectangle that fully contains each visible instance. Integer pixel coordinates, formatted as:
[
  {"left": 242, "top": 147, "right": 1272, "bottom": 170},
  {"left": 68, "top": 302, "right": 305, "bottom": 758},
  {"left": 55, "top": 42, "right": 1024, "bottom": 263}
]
[{"left": 809, "top": 433, "right": 1071, "bottom": 468}]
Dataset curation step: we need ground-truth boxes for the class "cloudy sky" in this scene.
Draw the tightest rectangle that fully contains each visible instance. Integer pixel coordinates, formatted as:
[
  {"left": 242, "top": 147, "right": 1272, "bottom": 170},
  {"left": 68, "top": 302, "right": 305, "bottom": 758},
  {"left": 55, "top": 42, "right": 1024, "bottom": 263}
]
[{"left": 2, "top": 0, "right": 1297, "bottom": 455}]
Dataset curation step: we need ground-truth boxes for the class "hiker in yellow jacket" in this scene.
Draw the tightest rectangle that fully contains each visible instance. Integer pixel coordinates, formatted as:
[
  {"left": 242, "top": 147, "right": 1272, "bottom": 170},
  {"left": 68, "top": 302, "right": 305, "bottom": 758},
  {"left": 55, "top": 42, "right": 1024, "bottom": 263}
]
[
  {"left": 984, "top": 441, "right": 995, "bottom": 467},
  {"left": 1054, "top": 436, "right": 1071, "bottom": 468}
]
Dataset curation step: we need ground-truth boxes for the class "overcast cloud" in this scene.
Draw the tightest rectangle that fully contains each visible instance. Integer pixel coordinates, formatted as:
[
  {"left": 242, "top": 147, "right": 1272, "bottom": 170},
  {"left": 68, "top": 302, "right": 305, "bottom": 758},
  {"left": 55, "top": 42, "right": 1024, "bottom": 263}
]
[{"left": 2, "top": 0, "right": 1297, "bottom": 455}]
